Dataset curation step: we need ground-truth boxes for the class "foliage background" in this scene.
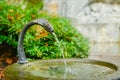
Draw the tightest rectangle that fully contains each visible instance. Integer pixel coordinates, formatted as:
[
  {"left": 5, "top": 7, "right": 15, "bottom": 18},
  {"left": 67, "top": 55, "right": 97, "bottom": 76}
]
[{"left": 0, "top": 0, "right": 89, "bottom": 60}]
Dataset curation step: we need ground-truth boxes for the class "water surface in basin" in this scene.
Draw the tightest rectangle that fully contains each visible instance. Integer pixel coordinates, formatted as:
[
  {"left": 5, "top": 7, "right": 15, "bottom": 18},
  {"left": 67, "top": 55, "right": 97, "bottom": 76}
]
[{"left": 22, "top": 59, "right": 116, "bottom": 79}]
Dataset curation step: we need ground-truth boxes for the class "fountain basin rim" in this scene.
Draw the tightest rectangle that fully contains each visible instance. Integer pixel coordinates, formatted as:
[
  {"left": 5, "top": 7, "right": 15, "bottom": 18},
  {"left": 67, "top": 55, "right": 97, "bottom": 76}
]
[{"left": 5, "top": 58, "right": 120, "bottom": 80}]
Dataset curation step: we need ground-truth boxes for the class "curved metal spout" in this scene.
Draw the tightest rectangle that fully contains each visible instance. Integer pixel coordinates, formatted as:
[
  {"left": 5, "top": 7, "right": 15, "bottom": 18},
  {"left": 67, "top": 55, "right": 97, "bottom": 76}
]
[{"left": 17, "top": 18, "right": 54, "bottom": 64}]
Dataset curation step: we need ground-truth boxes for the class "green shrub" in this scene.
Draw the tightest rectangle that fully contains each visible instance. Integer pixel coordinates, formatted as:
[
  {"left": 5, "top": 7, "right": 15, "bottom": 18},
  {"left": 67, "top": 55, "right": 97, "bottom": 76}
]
[{"left": 0, "top": 0, "right": 89, "bottom": 59}]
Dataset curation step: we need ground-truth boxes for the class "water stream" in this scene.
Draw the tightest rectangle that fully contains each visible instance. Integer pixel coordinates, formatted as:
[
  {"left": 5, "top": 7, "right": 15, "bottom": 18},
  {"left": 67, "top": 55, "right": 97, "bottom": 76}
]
[
  {"left": 52, "top": 32, "right": 67, "bottom": 66},
  {"left": 52, "top": 32, "right": 70, "bottom": 79}
]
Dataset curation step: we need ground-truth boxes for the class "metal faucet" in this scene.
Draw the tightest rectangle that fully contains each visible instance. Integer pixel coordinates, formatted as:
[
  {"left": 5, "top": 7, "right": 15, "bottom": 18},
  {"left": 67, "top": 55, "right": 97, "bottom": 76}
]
[{"left": 17, "top": 18, "right": 54, "bottom": 64}]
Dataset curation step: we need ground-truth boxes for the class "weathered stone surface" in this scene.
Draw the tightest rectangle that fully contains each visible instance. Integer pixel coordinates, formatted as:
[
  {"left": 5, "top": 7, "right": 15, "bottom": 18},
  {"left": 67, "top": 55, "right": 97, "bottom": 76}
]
[
  {"left": 44, "top": 0, "right": 120, "bottom": 42},
  {"left": 77, "top": 3, "right": 120, "bottom": 23}
]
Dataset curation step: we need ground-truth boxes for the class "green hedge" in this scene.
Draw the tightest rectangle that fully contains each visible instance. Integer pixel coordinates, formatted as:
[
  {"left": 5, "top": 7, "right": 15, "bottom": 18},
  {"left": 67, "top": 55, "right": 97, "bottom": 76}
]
[{"left": 0, "top": 0, "right": 89, "bottom": 59}]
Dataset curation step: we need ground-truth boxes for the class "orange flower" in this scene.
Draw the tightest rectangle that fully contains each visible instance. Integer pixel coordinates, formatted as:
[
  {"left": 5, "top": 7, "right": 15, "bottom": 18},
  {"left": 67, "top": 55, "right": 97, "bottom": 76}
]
[
  {"left": 45, "top": 42, "right": 48, "bottom": 46},
  {"left": 34, "top": 25, "right": 48, "bottom": 39},
  {"left": 31, "top": 14, "right": 36, "bottom": 19},
  {"left": 7, "top": 15, "right": 14, "bottom": 21},
  {"left": 6, "top": 58, "right": 13, "bottom": 65},
  {"left": 40, "top": 29, "right": 48, "bottom": 37}
]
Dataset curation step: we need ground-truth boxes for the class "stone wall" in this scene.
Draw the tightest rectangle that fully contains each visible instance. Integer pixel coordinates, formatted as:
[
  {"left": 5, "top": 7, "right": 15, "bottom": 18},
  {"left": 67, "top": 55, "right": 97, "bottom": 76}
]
[{"left": 44, "top": 0, "right": 120, "bottom": 42}]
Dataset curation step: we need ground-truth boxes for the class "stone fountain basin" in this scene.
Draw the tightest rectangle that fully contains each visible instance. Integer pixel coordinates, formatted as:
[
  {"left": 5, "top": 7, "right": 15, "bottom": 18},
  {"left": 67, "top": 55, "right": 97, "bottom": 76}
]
[{"left": 4, "top": 59, "right": 120, "bottom": 80}]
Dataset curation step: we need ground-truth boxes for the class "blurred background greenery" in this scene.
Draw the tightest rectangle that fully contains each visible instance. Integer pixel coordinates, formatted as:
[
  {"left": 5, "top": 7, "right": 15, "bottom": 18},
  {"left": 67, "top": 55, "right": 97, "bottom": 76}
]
[{"left": 0, "top": 0, "right": 89, "bottom": 60}]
